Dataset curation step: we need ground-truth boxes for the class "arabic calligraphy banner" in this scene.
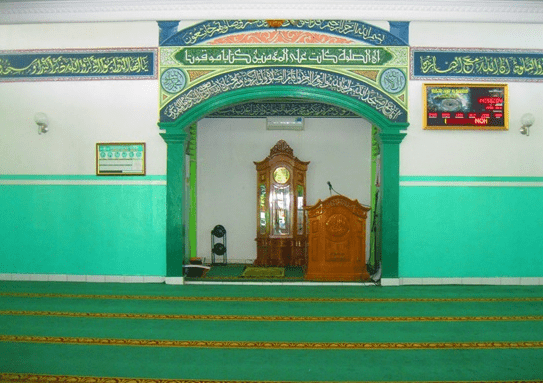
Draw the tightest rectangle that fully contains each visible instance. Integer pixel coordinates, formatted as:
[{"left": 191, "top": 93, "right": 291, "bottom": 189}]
[
  {"left": 162, "top": 20, "right": 407, "bottom": 47},
  {"left": 159, "top": 20, "right": 409, "bottom": 123},
  {"left": 177, "top": 46, "right": 391, "bottom": 66},
  {"left": 0, "top": 49, "right": 157, "bottom": 81},
  {"left": 209, "top": 102, "right": 358, "bottom": 118},
  {"left": 160, "top": 67, "right": 406, "bottom": 123},
  {"left": 411, "top": 47, "right": 543, "bottom": 81}
]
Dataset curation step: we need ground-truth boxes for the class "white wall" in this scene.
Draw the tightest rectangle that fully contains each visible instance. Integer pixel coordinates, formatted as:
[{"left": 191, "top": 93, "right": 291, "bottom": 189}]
[
  {"left": 0, "top": 80, "right": 163, "bottom": 175},
  {"left": 0, "top": 22, "right": 158, "bottom": 50},
  {"left": 0, "top": 22, "right": 165, "bottom": 176},
  {"left": 404, "top": 22, "right": 543, "bottom": 177},
  {"left": 197, "top": 117, "right": 372, "bottom": 264}
]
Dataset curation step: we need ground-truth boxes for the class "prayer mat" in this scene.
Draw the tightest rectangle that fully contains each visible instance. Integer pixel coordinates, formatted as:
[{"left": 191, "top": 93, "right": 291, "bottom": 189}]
[{"left": 241, "top": 266, "right": 285, "bottom": 278}]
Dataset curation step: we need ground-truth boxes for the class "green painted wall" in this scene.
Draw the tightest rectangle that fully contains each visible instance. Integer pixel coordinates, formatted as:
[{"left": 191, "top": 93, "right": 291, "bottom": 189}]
[
  {"left": 399, "top": 181, "right": 543, "bottom": 277},
  {"left": 0, "top": 178, "right": 166, "bottom": 276},
  {"left": 188, "top": 124, "right": 197, "bottom": 260}
]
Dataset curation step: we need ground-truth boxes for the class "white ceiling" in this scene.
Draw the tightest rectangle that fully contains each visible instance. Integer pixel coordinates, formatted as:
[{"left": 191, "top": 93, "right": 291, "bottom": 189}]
[{"left": 1, "top": 0, "right": 543, "bottom": 24}]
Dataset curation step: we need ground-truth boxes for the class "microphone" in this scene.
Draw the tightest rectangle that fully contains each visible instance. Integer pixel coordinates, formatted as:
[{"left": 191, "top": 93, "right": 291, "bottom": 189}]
[{"left": 327, "top": 181, "right": 342, "bottom": 196}]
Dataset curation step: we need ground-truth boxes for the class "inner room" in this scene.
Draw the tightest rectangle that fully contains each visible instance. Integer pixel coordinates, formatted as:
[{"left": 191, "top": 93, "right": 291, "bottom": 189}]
[{"left": 192, "top": 104, "right": 376, "bottom": 282}]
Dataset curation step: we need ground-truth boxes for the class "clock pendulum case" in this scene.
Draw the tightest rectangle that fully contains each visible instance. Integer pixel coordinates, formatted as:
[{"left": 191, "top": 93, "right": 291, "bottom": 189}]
[{"left": 254, "top": 140, "right": 309, "bottom": 267}]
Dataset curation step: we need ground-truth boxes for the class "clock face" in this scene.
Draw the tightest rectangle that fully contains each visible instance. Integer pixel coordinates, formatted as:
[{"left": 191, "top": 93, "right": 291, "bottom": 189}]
[{"left": 273, "top": 167, "right": 290, "bottom": 184}]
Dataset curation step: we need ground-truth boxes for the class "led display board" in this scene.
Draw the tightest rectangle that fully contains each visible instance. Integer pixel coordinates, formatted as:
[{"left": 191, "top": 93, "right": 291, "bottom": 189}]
[{"left": 423, "top": 84, "right": 508, "bottom": 130}]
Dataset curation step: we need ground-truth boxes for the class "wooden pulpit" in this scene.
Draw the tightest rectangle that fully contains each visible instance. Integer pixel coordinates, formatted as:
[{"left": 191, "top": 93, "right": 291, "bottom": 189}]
[{"left": 305, "top": 195, "right": 371, "bottom": 281}]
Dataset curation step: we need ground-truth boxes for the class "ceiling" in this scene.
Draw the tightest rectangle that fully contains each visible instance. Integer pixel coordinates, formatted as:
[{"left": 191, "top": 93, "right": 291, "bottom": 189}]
[{"left": 1, "top": 0, "right": 543, "bottom": 25}]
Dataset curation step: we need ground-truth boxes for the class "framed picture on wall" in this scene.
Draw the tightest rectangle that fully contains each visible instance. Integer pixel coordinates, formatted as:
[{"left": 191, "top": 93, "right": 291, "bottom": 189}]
[
  {"left": 423, "top": 83, "right": 508, "bottom": 130},
  {"left": 96, "top": 142, "right": 146, "bottom": 176}
]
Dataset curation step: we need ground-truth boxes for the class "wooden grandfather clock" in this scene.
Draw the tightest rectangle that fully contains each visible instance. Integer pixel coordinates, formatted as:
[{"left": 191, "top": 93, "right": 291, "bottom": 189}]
[{"left": 254, "top": 140, "right": 309, "bottom": 267}]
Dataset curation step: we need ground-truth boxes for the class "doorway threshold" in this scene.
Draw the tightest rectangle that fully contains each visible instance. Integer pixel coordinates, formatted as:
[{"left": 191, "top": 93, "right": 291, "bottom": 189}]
[
  {"left": 184, "top": 280, "right": 379, "bottom": 286},
  {"left": 183, "top": 264, "right": 378, "bottom": 286}
]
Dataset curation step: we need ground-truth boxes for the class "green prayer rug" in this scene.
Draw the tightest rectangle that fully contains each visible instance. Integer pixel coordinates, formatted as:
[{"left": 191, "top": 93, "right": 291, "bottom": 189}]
[{"left": 241, "top": 267, "right": 285, "bottom": 278}]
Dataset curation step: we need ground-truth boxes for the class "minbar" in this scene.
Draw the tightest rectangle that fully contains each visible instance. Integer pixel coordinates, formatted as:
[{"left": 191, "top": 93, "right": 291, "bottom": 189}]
[{"left": 305, "top": 195, "right": 371, "bottom": 282}]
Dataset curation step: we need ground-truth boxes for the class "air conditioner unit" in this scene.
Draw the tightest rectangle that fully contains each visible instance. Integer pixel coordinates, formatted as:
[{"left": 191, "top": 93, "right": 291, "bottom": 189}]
[{"left": 266, "top": 116, "right": 304, "bottom": 131}]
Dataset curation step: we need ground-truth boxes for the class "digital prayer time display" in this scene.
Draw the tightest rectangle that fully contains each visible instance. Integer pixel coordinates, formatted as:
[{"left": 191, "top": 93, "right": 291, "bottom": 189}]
[{"left": 423, "top": 84, "right": 508, "bottom": 130}]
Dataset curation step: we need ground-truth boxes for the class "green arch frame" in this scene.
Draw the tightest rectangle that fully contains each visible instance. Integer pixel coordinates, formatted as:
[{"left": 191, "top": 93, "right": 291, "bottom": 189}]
[{"left": 159, "top": 86, "right": 408, "bottom": 280}]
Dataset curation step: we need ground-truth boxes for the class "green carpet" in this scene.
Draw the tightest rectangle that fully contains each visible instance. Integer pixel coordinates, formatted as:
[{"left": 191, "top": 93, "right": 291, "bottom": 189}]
[{"left": 0, "top": 282, "right": 543, "bottom": 382}]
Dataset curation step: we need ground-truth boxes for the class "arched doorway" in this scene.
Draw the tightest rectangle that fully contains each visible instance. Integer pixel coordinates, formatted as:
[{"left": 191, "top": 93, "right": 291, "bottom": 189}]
[
  {"left": 158, "top": 20, "right": 409, "bottom": 280},
  {"left": 159, "top": 86, "right": 407, "bottom": 280}
]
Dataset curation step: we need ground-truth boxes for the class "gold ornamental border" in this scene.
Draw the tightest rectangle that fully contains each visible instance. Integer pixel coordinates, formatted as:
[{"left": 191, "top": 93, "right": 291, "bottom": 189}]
[
  {"left": 1, "top": 310, "right": 543, "bottom": 323},
  {"left": 2, "top": 374, "right": 543, "bottom": 383},
  {"left": 2, "top": 292, "right": 543, "bottom": 303},
  {"left": 1, "top": 335, "right": 543, "bottom": 350}
]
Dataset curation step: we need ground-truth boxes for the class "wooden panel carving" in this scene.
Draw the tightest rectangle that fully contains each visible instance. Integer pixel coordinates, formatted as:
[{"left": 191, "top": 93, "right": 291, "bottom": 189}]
[{"left": 305, "top": 195, "right": 370, "bottom": 281}]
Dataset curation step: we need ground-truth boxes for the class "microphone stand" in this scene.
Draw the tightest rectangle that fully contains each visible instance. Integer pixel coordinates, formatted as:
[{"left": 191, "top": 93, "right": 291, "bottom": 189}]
[{"left": 327, "top": 181, "right": 341, "bottom": 196}]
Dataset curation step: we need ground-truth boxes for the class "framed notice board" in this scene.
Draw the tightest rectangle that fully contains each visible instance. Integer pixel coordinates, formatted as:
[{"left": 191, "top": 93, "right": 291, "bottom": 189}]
[
  {"left": 96, "top": 142, "right": 146, "bottom": 176},
  {"left": 423, "top": 84, "right": 508, "bottom": 130}
]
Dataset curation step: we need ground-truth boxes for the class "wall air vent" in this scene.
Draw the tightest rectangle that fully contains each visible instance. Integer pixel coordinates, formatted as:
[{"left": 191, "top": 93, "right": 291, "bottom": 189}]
[{"left": 266, "top": 116, "right": 304, "bottom": 131}]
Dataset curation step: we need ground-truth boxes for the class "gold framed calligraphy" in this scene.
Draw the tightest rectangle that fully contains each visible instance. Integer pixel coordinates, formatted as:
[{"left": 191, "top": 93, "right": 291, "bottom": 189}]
[{"left": 96, "top": 143, "right": 146, "bottom": 176}]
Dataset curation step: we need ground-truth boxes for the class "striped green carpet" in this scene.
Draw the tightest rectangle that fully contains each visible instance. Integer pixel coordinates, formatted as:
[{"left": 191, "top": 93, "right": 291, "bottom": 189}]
[{"left": 1, "top": 281, "right": 543, "bottom": 382}]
